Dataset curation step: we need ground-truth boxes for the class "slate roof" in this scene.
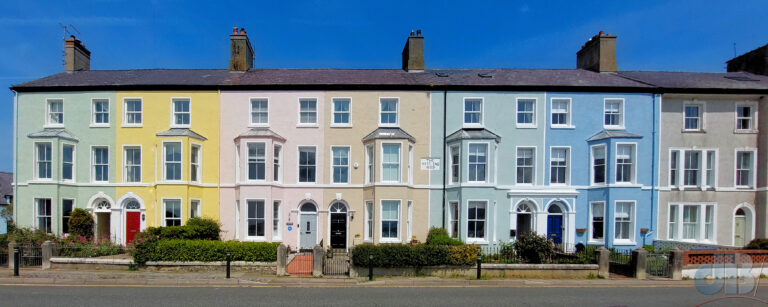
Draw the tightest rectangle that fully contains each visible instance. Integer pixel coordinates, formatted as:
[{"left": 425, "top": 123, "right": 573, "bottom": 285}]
[
  {"left": 0, "top": 172, "right": 11, "bottom": 205},
  {"left": 11, "top": 68, "right": 653, "bottom": 91},
  {"left": 587, "top": 130, "right": 642, "bottom": 142},
  {"left": 235, "top": 128, "right": 286, "bottom": 141},
  {"left": 446, "top": 128, "right": 501, "bottom": 143},
  {"left": 156, "top": 128, "right": 207, "bottom": 141},
  {"left": 618, "top": 71, "right": 768, "bottom": 92},
  {"left": 27, "top": 128, "right": 79, "bottom": 142},
  {"left": 362, "top": 128, "right": 416, "bottom": 142}
]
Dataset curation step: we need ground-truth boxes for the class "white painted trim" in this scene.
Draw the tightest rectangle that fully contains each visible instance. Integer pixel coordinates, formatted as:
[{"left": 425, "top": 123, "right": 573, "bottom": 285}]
[
  {"left": 330, "top": 145, "right": 351, "bottom": 184},
  {"left": 248, "top": 97, "right": 270, "bottom": 127},
  {"left": 378, "top": 97, "right": 400, "bottom": 127},
  {"left": 190, "top": 142, "right": 202, "bottom": 183},
  {"left": 734, "top": 101, "right": 758, "bottom": 133},
  {"left": 466, "top": 141, "right": 490, "bottom": 183},
  {"left": 612, "top": 200, "right": 636, "bottom": 245},
  {"left": 682, "top": 100, "right": 705, "bottom": 132},
  {"left": 515, "top": 97, "right": 538, "bottom": 128},
  {"left": 161, "top": 198, "right": 184, "bottom": 227},
  {"left": 90, "top": 145, "right": 110, "bottom": 183},
  {"left": 614, "top": 142, "right": 638, "bottom": 185},
  {"left": 121, "top": 144, "right": 142, "bottom": 183},
  {"left": 462, "top": 97, "right": 484, "bottom": 128},
  {"left": 245, "top": 141, "right": 268, "bottom": 182},
  {"left": 733, "top": 148, "right": 757, "bottom": 189},
  {"left": 379, "top": 199, "right": 402, "bottom": 243},
  {"left": 549, "top": 97, "right": 574, "bottom": 128},
  {"left": 161, "top": 140, "right": 183, "bottom": 182},
  {"left": 297, "top": 97, "right": 319, "bottom": 127},
  {"left": 732, "top": 203, "right": 756, "bottom": 246},
  {"left": 44, "top": 98, "right": 65, "bottom": 128},
  {"left": 603, "top": 98, "right": 625, "bottom": 130},
  {"left": 170, "top": 97, "right": 192, "bottom": 128},
  {"left": 465, "top": 199, "right": 489, "bottom": 244},
  {"left": 297, "top": 145, "right": 318, "bottom": 183},
  {"left": 121, "top": 97, "right": 143, "bottom": 127},
  {"left": 330, "top": 97, "right": 353, "bottom": 127},
  {"left": 548, "top": 146, "right": 571, "bottom": 185},
  {"left": 380, "top": 141, "right": 403, "bottom": 183},
  {"left": 33, "top": 141, "right": 53, "bottom": 181},
  {"left": 589, "top": 144, "right": 607, "bottom": 186},
  {"left": 60, "top": 143, "right": 76, "bottom": 182},
  {"left": 514, "top": 146, "right": 536, "bottom": 185},
  {"left": 89, "top": 98, "right": 111, "bottom": 128},
  {"left": 588, "top": 201, "right": 606, "bottom": 244}
]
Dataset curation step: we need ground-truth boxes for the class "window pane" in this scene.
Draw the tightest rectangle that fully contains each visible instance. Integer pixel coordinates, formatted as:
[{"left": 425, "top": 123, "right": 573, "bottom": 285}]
[
  {"left": 299, "top": 147, "right": 316, "bottom": 182},
  {"left": 382, "top": 144, "right": 400, "bottom": 181}
]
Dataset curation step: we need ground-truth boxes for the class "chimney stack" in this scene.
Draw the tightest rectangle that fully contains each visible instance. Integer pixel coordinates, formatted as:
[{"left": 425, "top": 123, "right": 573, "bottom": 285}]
[
  {"left": 727, "top": 43, "right": 768, "bottom": 75},
  {"left": 229, "top": 27, "right": 254, "bottom": 72},
  {"left": 577, "top": 31, "right": 617, "bottom": 73},
  {"left": 402, "top": 29, "right": 425, "bottom": 72},
  {"left": 64, "top": 35, "right": 90, "bottom": 72}
]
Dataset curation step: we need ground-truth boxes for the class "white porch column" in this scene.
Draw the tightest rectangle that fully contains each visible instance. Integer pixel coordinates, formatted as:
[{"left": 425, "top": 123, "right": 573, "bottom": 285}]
[
  {"left": 536, "top": 212, "right": 548, "bottom": 236},
  {"left": 111, "top": 208, "right": 122, "bottom": 244},
  {"left": 567, "top": 212, "right": 576, "bottom": 251}
]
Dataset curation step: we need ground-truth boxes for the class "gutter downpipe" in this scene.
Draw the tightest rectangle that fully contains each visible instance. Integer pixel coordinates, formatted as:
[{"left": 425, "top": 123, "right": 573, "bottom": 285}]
[
  {"left": 442, "top": 89, "right": 447, "bottom": 229},
  {"left": 12, "top": 90, "right": 18, "bottom": 224},
  {"left": 645, "top": 93, "right": 659, "bottom": 246}
]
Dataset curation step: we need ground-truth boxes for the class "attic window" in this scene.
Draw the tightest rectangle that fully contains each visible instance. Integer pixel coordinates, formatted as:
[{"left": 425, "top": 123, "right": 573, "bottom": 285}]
[
  {"left": 435, "top": 72, "right": 449, "bottom": 77},
  {"left": 724, "top": 76, "right": 759, "bottom": 82},
  {"left": 478, "top": 73, "right": 493, "bottom": 78}
]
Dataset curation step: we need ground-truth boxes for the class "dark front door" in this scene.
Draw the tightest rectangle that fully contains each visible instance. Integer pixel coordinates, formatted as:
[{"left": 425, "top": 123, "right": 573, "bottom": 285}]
[
  {"left": 547, "top": 215, "right": 563, "bottom": 245},
  {"left": 330, "top": 213, "right": 347, "bottom": 249}
]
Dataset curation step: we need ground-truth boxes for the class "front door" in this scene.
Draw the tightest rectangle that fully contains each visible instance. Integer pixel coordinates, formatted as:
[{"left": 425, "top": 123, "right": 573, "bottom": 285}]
[
  {"left": 330, "top": 213, "right": 347, "bottom": 249},
  {"left": 300, "top": 214, "right": 317, "bottom": 251},
  {"left": 126, "top": 212, "right": 141, "bottom": 244},
  {"left": 547, "top": 215, "right": 563, "bottom": 245},
  {"left": 735, "top": 216, "right": 746, "bottom": 246},
  {"left": 517, "top": 214, "right": 532, "bottom": 239}
]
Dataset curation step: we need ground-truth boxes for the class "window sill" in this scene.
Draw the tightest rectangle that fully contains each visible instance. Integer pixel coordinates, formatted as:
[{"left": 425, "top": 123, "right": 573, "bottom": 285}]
[
  {"left": 551, "top": 125, "right": 575, "bottom": 129},
  {"left": 121, "top": 124, "right": 143, "bottom": 128},
  {"left": 170, "top": 125, "right": 191, "bottom": 129},
  {"left": 612, "top": 240, "right": 636, "bottom": 246},
  {"left": 330, "top": 124, "right": 353, "bottom": 128},
  {"left": 587, "top": 240, "right": 605, "bottom": 245},
  {"left": 462, "top": 124, "right": 483, "bottom": 129},
  {"left": 378, "top": 124, "right": 399, "bottom": 128},
  {"left": 466, "top": 239, "right": 489, "bottom": 245},
  {"left": 734, "top": 130, "right": 758, "bottom": 134},
  {"left": 89, "top": 124, "right": 110, "bottom": 128},
  {"left": 296, "top": 124, "right": 319, "bottom": 128},
  {"left": 43, "top": 124, "right": 64, "bottom": 129},
  {"left": 735, "top": 186, "right": 755, "bottom": 190},
  {"left": 603, "top": 126, "right": 625, "bottom": 130},
  {"left": 515, "top": 124, "right": 537, "bottom": 129},
  {"left": 681, "top": 129, "right": 705, "bottom": 133},
  {"left": 245, "top": 237, "right": 267, "bottom": 242},
  {"left": 248, "top": 124, "right": 270, "bottom": 128},
  {"left": 379, "top": 239, "right": 401, "bottom": 244}
]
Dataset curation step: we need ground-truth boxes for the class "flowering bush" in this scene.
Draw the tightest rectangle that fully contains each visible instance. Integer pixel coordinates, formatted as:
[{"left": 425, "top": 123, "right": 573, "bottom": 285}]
[{"left": 55, "top": 235, "right": 125, "bottom": 258}]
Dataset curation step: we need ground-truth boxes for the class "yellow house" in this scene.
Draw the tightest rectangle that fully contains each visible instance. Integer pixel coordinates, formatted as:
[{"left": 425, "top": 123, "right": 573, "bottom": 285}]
[{"left": 114, "top": 91, "right": 220, "bottom": 244}]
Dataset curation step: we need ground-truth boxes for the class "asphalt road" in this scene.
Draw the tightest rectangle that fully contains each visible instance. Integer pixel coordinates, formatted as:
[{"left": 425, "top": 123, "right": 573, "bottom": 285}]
[{"left": 1, "top": 285, "right": 768, "bottom": 306}]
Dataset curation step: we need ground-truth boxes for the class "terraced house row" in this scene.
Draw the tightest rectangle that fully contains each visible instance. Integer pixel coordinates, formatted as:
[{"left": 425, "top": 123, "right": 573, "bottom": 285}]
[{"left": 10, "top": 28, "right": 768, "bottom": 251}]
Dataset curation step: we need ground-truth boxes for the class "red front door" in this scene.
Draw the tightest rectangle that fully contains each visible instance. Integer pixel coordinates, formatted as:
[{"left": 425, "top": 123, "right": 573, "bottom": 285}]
[{"left": 126, "top": 212, "right": 141, "bottom": 244}]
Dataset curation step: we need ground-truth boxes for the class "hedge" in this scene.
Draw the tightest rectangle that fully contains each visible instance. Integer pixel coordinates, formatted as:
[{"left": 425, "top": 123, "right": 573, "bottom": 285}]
[
  {"left": 351, "top": 243, "right": 479, "bottom": 267},
  {"left": 131, "top": 239, "right": 278, "bottom": 264},
  {"left": 142, "top": 217, "right": 221, "bottom": 241}
]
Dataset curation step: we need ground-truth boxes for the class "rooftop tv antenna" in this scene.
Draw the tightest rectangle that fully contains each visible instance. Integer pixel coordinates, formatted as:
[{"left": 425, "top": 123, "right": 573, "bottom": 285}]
[{"left": 59, "top": 23, "right": 81, "bottom": 66}]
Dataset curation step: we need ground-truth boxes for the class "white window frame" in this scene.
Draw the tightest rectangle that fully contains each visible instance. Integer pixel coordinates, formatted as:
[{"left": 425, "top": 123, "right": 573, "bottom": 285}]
[
  {"left": 449, "top": 201, "right": 460, "bottom": 239},
  {"left": 614, "top": 143, "right": 637, "bottom": 184},
  {"left": 669, "top": 149, "right": 680, "bottom": 188},
  {"left": 467, "top": 142, "right": 489, "bottom": 183},
  {"left": 162, "top": 141, "right": 183, "bottom": 182},
  {"left": 247, "top": 142, "right": 267, "bottom": 182},
  {"left": 91, "top": 146, "right": 109, "bottom": 183},
  {"left": 380, "top": 142, "right": 401, "bottom": 183},
  {"left": 171, "top": 97, "right": 191, "bottom": 128},
  {"left": 162, "top": 198, "right": 183, "bottom": 227},
  {"left": 331, "top": 146, "right": 351, "bottom": 184},
  {"left": 297, "top": 98, "right": 318, "bottom": 126},
  {"left": 190, "top": 199, "right": 201, "bottom": 219},
  {"left": 449, "top": 145, "right": 460, "bottom": 184},
  {"left": 297, "top": 145, "right": 317, "bottom": 183},
  {"left": 588, "top": 201, "right": 605, "bottom": 244},
  {"left": 668, "top": 203, "right": 717, "bottom": 243},
  {"left": 379, "top": 97, "right": 400, "bottom": 127},
  {"left": 61, "top": 144, "right": 75, "bottom": 182},
  {"left": 190, "top": 143, "right": 202, "bottom": 183},
  {"left": 549, "top": 146, "right": 570, "bottom": 185},
  {"left": 122, "top": 98, "right": 143, "bottom": 127},
  {"left": 364, "top": 201, "right": 374, "bottom": 242},
  {"left": 61, "top": 198, "right": 74, "bottom": 234},
  {"left": 249, "top": 98, "right": 269, "bottom": 126},
  {"left": 34, "top": 142, "right": 52, "bottom": 180},
  {"left": 515, "top": 98, "right": 537, "bottom": 128},
  {"left": 550, "top": 97, "right": 572, "bottom": 128},
  {"left": 735, "top": 103, "right": 757, "bottom": 132},
  {"left": 272, "top": 200, "right": 282, "bottom": 241},
  {"left": 463, "top": 97, "right": 483, "bottom": 127},
  {"left": 682, "top": 150, "right": 701, "bottom": 188},
  {"left": 734, "top": 149, "right": 757, "bottom": 189},
  {"left": 466, "top": 200, "right": 488, "bottom": 243},
  {"left": 122, "top": 145, "right": 142, "bottom": 183},
  {"left": 273, "top": 144, "right": 282, "bottom": 183},
  {"left": 603, "top": 98, "right": 624, "bottom": 129},
  {"left": 590, "top": 144, "right": 607, "bottom": 186},
  {"left": 91, "top": 98, "right": 110, "bottom": 127},
  {"left": 35, "top": 198, "right": 52, "bottom": 233},
  {"left": 379, "top": 200, "right": 401, "bottom": 243},
  {"left": 515, "top": 146, "right": 536, "bottom": 185},
  {"left": 45, "top": 98, "right": 64, "bottom": 127},
  {"left": 704, "top": 150, "right": 717, "bottom": 189},
  {"left": 365, "top": 144, "right": 374, "bottom": 184},
  {"left": 331, "top": 97, "right": 352, "bottom": 127},
  {"left": 246, "top": 199, "right": 266, "bottom": 240},
  {"left": 682, "top": 101, "right": 703, "bottom": 132},
  {"left": 613, "top": 200, "right": 636, "bottom": 245}
]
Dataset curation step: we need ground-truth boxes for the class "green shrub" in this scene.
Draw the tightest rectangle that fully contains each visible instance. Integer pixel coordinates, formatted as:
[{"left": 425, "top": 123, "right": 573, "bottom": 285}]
[
  {"left": 7, "top": 227, "right": 56, "bottom": 245},
  {"left": 68, "top": 208, "right": 94, "bottom": 240},
  {"left": 0, "top": 233, "right": 8, "bottom": 248},
  {"left": 130, "top": 239, "right": 278, "bottom": 264},
  {"left": 351, "top": 243, "right": 479, "bottom": 267},
  {"left": 642, "top": 245, "right": 655, "bottom": 253},
  {"left": 425, "top": 227, "right": 463, "bottom": 246},
  {"left": 139, "top": 217, "right": 221, "bottom": 241},
  {"left": 746, "top": 238, "right": 768, "bottom": 250},
  {"left": 513, "top": 233, "right": 553, "bottom": 264},
  {"left": 56, "top": 236, "right": 124, "bottom": 258}
]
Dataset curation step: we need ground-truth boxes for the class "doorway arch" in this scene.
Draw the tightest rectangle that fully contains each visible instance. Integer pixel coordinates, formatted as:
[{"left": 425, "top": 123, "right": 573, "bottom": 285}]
[
  {"left": 515, "top": 202, "right": 535, "bottom": 240},
  {"left": 328, "top": 201, "right": 349, "bottom": 249},
  {"left": 546, "top": 202, "right": 566, "bottom": 246},
  {"left": 733, "top": 203, "right": 755, "bottom": 246}
]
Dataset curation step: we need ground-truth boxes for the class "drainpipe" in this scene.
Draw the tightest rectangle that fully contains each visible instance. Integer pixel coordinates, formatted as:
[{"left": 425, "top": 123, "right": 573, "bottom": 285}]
[
  {"left": 646, "top": 93, "right": 659, "bottom": 247},
  {"left": 442, "top": 90, "right": 447, "bottom": 229},
  {"left": 12, "top": 90, "right": 18, "bottom": 225}
]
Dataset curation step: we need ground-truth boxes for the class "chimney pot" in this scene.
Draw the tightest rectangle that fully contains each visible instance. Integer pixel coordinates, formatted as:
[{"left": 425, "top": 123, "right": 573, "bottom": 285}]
[
  {"left": 240, "top": 28, "right": 246, "bottom": 35},
  {"left": 416, "top": 29, "right": 422, "bottom": 36},
  {"left": 232, "top": 27, "right": 238, "bottom": 34},
  {"left": 410, "top": 30, "right": 415, "bottom": 36}
]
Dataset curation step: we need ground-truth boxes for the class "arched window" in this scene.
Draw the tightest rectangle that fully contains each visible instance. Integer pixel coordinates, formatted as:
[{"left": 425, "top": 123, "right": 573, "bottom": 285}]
[
  {"left": 96, "top": 200, "right": 111, "bottom": 211},
  {"left": 125, "top": 200, "right": 140, "bottom": 210},
  {"left": 300, "top": 202, "right": 317, "bottom": 212},
  {"left": 330, "top": 202, "right": 347, "bottom": 213},
  {"left": 548, "top": 204, "right": 563, "bottom": 214},
  {"left": 517, "top": 203, "right": 533, "bottom": 213},
  {"left": 736, "top": 208, "right": 745, "bottom": 216}
]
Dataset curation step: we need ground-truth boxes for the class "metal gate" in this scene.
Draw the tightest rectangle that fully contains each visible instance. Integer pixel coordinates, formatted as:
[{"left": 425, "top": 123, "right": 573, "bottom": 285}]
[
  {"left": 609, "top": 249, "right": 633, "bottom": 277},
  {"left": 286, "top": 251, "right": 314, "bottom": 277},
  {"left": 646, "top": 253, "right": 670, "bottom": 278},
  {"left": 323, "top": 249, "right": 349, "bottom": 276}
]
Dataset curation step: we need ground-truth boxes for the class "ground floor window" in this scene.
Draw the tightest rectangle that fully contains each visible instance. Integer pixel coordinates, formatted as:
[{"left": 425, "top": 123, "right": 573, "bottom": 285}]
[
  {"left": 467, "top": 201, "right": 486, "bottom": 240},
  {"left": 614, "top": 201, "right": 634, "bottom": 242},
  {"left": 590, "top": 202, "right": 604, "bottom": 242},
  {"left": 164, "top": 199, "right": 182, "bottom": 226},
  {"left": 190, "top": 200, "right": 201, "bottom": 219},
  {"left": 36, "top": 198, "right": 52, "bottom": 233},
  {"left": 365, "top": 201, "right": 373, "bottom": 241},
  {"left": 62, "top": 199, "right": 74, "bottom": 234},
  {"left": 381, "top": 200, "right": 400, "bottom": 241},
  {"left": 449, "top": 202, "right": 459, "bottom": 238},
  {"left": 272, "top": 201, "right": 281, "bottom": 240},
  {"left": 668, "top": 203, "right": 714, "bottom": 242},
  {"left": 247, "top": 200, "right": 265, "bottom": 238}
]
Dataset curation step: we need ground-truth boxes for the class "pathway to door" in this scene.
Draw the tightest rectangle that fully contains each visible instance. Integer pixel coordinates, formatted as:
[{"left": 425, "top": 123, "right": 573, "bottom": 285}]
[{"left": 286, "top": 253, "right": 313, "bottom": 277}]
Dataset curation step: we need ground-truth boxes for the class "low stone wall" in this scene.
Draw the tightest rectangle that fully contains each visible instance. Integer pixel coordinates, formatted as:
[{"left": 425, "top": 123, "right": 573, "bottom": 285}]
[
  {"left": 50, "top": 257, "right": 276, "bottom": 274},
  {"left": 350, "top": 263, "right": 598, "bottom": 279}
]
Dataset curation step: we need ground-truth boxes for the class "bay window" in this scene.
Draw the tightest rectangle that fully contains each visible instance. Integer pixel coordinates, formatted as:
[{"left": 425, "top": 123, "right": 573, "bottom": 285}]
[
  {"left": 591, "top": 145, "right": 606, "bottom": 185},
  {"left": 381, "top": 144, "right": 401, "bottom": 182},
  {"left": 163, "top": 143, "right": 181, "bottom": 181},
  {"left": 36, "top": 143, "right": 52, "bottom": 180},
  {"left": 467, "top": 201, "right": 486, "bottom": 240},
  {"left": 468, "top": 143, "right": 487, "bottom": 182},
  {"left": 247, "top": 143, "right": 266, "bottom": 181},
  {"left": 247, "top": 200, "right": 265, "bottom": 238},
  {"left": 381, "top": 200, "right": 400, "bottom": 241}
]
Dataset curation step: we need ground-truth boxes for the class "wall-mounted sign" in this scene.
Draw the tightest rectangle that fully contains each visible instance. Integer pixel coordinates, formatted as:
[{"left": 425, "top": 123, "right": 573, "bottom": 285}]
[
  {"left": 287, "top": 226, "right": 293, "bottom": 231},
  {"left": 420, "top": 158, "right": 441, "bottom": 170}
]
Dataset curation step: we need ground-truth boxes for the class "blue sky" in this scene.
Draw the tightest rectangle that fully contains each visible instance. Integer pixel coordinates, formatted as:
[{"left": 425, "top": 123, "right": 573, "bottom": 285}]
[{"left": 1, "top": 0, "right": 767, "bottom": 172}]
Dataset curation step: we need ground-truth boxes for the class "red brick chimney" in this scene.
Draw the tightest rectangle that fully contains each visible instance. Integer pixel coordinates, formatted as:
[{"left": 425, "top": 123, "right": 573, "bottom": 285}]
[{"left": 229, "top": 27, "right": 254, "bottom": 71}]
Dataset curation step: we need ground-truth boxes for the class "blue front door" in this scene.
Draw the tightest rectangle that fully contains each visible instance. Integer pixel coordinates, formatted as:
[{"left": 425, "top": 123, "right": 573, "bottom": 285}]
[{"left": 547, "top": 215, "right": 563, "bottom": 245}]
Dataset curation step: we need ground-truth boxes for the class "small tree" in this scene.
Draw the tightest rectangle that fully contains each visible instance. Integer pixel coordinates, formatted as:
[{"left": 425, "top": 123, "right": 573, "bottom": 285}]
[
  {"left": 513, "top": 233, "right": 554, "bottom": 264},
  {"left": 68, "top": 208, "right": 94, "bottom": 240}
]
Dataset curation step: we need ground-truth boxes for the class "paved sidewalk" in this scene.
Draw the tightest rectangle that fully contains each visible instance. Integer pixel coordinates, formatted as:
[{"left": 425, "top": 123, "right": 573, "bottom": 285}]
[{"left": 0, "top": 268, "right": 696, "bottom": 288}]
